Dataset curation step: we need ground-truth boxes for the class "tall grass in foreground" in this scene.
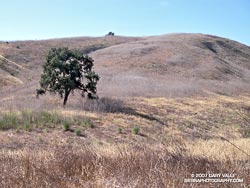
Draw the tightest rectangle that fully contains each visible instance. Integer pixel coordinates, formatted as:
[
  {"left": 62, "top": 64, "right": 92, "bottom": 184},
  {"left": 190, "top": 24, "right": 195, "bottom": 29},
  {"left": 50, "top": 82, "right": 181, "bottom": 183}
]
[{"left": 0, "top": 143, "right": 248, "bottom": 188}]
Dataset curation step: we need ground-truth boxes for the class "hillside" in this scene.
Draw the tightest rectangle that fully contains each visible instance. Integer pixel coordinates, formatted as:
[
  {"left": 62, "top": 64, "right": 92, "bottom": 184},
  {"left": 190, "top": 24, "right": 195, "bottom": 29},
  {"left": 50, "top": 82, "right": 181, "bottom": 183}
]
[
  {"left": 0, "top": 35, "right": 140, "bottom": 89},
  {"left": 0, "top": 33, "right": 250, "bottom": 187},
  {"left": 0, "top": 36, "right": 140, "bottom": 69},
  {"left": 91, "top": 33, "right": 250, "bottom": 97},
  {"left": 1, "top": 33, "right": 250, "bottom": 97},
  {"left": 0, "top": 55, "right": 24, "bottom": 87}
]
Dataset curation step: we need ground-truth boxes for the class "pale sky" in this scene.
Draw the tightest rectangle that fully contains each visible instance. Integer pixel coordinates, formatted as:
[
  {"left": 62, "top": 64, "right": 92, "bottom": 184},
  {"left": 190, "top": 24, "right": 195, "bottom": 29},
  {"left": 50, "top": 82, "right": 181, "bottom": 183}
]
[{"left": 0, "top": 0, "right": 249, "bottom": 45}]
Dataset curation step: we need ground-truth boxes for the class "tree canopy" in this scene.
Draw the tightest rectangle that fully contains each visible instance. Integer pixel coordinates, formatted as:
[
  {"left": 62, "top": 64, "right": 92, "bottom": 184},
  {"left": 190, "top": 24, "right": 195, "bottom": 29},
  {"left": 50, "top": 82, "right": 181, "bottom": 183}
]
[{"left": 36, "top": 47, "right": 99, "bottom": 105}]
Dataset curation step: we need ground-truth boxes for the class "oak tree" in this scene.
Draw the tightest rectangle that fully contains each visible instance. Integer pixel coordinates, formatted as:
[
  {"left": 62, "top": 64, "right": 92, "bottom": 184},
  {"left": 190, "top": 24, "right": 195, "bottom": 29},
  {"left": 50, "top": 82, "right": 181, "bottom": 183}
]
[{"left": 36, "top": 47, "right": 99, "bottom": 105}]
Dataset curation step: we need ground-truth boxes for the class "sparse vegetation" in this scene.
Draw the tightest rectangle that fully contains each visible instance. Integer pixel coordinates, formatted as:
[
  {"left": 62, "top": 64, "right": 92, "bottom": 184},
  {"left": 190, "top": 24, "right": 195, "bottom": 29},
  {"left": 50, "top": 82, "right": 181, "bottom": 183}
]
[
  {"left": 0, "top": 112, "right": 18, "bottom": 130},
  {"left": 0, "top": 110, "right": 92, "bottom": 131},
  {"left": 24, "top": 123, "right": 31, "bottom": 132},
  {"left": 132, "top": 125, "right": 140, "bottom": 135},
  {"left": 82, "top": 44, "right": 106, "bottom": 54},
  {"left": 118, "top": 127, "right": 123, "bottom": 134},
  {"left": 238, "top": 106, "right": 250, "bottom": 138},
  {"left": 75, "top": 128, "right": 81, "bottom": 136},
  {"left": 83, "top": 118, "right": 94, "bottom": 128}
]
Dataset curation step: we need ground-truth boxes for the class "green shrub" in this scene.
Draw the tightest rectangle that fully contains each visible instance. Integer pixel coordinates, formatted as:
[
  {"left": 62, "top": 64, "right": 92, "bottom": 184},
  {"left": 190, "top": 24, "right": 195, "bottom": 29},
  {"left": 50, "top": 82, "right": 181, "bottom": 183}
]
[
  {"left": 83, "top": 119, "right": 94, "bottom": 128},
  {"left": 75, "top": 128, "right": 81, "bottom": 136},
  {"left": 118, "top": 127, "right": 123, "bottom": 134},
  {"left": 63, "top": 121, "right": 70, "bottom": 131},
  {"left": 132, "top": 125, "right": 140, "bottom": 135}
]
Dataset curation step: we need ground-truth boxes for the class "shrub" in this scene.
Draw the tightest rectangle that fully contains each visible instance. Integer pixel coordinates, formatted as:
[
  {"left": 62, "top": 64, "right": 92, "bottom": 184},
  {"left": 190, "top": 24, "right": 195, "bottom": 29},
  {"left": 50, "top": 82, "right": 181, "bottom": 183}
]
[
  {"left": 83, "top": 119, "right": 94, "bottom": 128},
  {"left": 118, "top": 127, "right": 123, "bottom": 134},
  {"left": 132, "top": 125, "right": 140, "bottom": 135},
  {"left": 63, "top": 121, "right": 70, "bottom": 131},
  {"left": 75, "top": 128, "right": 81, "bottom": 136}
]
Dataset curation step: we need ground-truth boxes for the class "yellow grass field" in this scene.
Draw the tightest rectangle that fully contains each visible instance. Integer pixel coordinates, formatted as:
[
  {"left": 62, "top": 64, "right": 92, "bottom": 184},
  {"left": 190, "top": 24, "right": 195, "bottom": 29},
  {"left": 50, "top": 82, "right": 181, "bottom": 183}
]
[{"left": 0, "top": 94, "right": 249, "bottom": 188}]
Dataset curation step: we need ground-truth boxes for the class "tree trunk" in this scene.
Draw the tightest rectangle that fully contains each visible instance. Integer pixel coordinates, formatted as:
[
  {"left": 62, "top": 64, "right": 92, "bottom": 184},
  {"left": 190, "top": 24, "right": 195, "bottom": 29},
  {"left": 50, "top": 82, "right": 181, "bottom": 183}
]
[{"left": 63, "top": 89, "right": 71, "bottom": 106}]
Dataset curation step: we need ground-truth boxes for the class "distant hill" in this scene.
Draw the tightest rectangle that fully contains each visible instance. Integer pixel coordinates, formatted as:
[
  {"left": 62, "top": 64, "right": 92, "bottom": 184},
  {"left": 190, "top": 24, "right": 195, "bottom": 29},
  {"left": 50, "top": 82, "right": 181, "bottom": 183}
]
[
  {"left": 91, "top": 33, "right": 250, "bottom": 96},
  {"left": 0, "top": 35, "right": 140, "bottom": 88},
  {"left": 0, "top": 33, "right": 250, "bottom": 97}
]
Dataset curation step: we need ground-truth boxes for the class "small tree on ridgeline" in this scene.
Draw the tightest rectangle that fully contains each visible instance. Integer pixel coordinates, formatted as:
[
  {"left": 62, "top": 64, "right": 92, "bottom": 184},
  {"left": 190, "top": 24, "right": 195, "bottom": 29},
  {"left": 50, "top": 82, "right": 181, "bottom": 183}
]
[
  {"left": 36, "top": 47, "right": 99, "bottom": 106},
  {"left": 106, "top": 32, "right": 115, "bottom": 36}
]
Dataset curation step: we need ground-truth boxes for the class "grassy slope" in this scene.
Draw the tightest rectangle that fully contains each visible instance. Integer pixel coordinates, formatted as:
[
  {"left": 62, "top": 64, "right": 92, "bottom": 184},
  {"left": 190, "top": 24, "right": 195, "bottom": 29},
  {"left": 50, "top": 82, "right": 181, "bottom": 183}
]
[
  {"left": 0, "top": 55, "right": 25, "bottom": 86},
  {"left": 0, "top": 94, "right": 250, "bottom": 187},
  {"left": 0, "top": 33, "right": 250, "bottom": 187},
  {"left": 91, "top": 33, "right": 250, "bottom": 97}
]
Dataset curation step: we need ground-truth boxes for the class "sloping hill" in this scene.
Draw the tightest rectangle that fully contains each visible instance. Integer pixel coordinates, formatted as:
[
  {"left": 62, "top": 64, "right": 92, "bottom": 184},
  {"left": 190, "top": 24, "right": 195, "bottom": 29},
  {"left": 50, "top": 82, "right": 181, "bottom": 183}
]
[
  {"left": 0, "top": 33, "right": 250, "bottom": 97},
  {"left": 91, "top": 33, "right": 250, "bottom": 96},
  {"left": 0, "top": 34, "right": 250, "bottom": 188},
  {"left": 0, "top": 36, "right": 141, "bottom": 69},
  {"left": 0, "top": 35, "right": 140, "bottom": 88}
]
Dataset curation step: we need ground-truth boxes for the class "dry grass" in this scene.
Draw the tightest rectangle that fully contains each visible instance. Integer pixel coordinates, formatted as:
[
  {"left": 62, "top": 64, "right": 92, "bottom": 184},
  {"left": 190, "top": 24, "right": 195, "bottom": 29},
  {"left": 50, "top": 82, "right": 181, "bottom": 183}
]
[
  {"left": 1, "top": 33, "right": 250, "bottom": 187},
  {"left": 0, "top": 74, "right": 23, "bottom": 87},
  {"left": 0, "top": 95, "right": 249, "bottom": 187},
  {"left": 0, "top": 141, "right": 249, "bottom": 188}
]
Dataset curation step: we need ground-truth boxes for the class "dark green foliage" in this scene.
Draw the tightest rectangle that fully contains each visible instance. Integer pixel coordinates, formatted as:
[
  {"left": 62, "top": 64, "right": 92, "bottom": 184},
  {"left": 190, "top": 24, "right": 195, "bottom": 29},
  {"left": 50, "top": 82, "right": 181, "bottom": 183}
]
[
  {"left": 132, "top": 125, "right": 140, "bottom": 135},
  {"left": 107, "top": 32, "right": 115, "bottom": 36},
  {"left": 118, "top": 127, "right": 123, "bottom": 134},
  {"left": 36, "top": 47, "right": 99, "bottom": 105}
]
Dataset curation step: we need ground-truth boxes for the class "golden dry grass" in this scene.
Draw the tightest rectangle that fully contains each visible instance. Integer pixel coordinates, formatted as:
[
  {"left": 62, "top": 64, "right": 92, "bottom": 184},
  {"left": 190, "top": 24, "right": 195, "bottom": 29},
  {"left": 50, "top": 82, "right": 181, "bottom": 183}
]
[
  {"left": 0, "top": 141, "right": 249, "bottom": 188},
  {"left": 0, "top": 94, "right": 249, "bottom": 187}
]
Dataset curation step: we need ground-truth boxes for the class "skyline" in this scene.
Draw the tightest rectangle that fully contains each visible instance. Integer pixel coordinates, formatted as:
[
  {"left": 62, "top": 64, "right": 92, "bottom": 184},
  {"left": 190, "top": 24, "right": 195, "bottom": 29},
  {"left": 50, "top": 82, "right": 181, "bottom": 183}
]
[{"left": 0, "top": 0, "right": 249, "bottom": 45}]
